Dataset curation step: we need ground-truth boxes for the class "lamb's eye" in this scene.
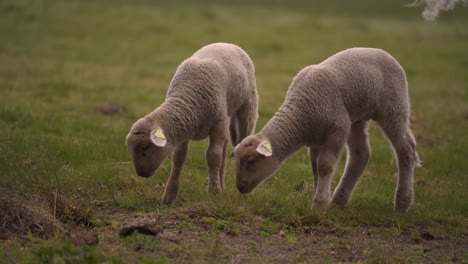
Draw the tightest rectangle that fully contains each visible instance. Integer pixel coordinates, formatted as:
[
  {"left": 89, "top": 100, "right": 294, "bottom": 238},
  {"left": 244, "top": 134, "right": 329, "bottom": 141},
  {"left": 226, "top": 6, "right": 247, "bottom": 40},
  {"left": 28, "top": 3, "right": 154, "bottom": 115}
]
[
  {"left": 136, "top": 144, "right": 150, "bottom": 153},
  {"left": 246, "top": 159, "right": 256, "bottom": 165}
]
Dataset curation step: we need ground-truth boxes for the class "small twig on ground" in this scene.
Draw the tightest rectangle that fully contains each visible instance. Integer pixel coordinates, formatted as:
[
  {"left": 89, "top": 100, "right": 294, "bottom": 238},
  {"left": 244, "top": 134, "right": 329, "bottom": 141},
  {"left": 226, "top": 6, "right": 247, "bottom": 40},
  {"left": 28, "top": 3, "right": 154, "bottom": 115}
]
[{"left": 111, "top": 161, "right": 133, "bottom": 165}]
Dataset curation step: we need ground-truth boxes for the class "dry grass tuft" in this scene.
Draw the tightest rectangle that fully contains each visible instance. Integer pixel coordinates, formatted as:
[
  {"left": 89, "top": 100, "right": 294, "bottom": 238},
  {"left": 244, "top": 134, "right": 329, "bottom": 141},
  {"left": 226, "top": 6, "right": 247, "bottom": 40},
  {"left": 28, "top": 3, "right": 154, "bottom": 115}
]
[
  {"left": 27, "top": 153, "right": 94, "bottom": 227},
  {"left": 0, "top": 192, "right": 63, "bottom": 240}
]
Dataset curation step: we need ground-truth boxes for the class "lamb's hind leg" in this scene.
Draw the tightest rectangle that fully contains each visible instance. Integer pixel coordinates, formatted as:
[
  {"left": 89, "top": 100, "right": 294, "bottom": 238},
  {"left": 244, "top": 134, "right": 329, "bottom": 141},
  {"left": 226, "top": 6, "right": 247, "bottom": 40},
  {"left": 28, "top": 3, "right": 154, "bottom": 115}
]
[
  {"left": 161, "top": 141, "right": 188, "bottom": 204},
  {"left": 379, "top": 120, "right": 420, "bottom": 212},
  {"left": 229, "top": 116, "right": 238, "bottom": 146},
  {"left": 313, "top": 130, "right": 348, "bottom": 209},
  {"left": 236, "top": 102, "right": 258, "bottom": 141},
  {"left": 332, "top": 121, "right": 371, "bottom": 206},
  {"left": 308, "top": 147, "right": 320, "bottom": 194},
  {"left": 206, "top": 123, "right": 227, "bottom": 194}
]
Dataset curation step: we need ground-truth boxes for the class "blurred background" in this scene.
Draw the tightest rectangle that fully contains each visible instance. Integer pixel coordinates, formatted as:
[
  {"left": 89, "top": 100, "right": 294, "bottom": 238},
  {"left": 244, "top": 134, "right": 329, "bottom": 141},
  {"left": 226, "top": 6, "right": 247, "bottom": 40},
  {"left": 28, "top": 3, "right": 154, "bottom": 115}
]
[{"left": 0, "top": 0, "right": 467, "bottom": 262}]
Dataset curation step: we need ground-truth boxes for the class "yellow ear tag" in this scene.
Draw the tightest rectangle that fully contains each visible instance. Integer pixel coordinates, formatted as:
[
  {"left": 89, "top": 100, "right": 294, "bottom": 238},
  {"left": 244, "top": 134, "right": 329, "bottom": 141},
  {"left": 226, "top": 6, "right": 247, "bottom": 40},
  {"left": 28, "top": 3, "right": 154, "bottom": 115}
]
[
  {"left": 154, "top": 129, "right": 166, "bottom": 140},
  {"left": 262, "top": 143, "right": 272, "bottom": 154}
]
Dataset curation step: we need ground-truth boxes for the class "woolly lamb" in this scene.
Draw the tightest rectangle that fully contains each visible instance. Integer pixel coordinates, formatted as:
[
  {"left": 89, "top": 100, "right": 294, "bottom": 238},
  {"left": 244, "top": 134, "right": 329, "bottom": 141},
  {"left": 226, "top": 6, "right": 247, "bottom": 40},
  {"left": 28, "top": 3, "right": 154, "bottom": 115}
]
[
  {"left": 231, "top": 48, "right": 420, "bottom": 212},
  {"left": 126, "top": 43, "right": 258, "bottom": 204}
]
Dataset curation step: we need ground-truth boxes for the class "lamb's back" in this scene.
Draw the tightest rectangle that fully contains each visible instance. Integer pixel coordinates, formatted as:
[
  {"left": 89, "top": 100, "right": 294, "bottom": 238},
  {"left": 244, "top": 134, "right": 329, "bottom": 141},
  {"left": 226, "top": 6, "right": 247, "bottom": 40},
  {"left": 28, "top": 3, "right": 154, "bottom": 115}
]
[
  {"left": 168, "top": 43, "right": 255, "bottom": 116},
  {"left": 159, "top": 43, "right": 256, "bottom": 141},
  {"left": 192, "top": 43, "right": 256, "bottom": 115},
  {"left": 293, "top": 48, "right": 407, "bottom": 123}
]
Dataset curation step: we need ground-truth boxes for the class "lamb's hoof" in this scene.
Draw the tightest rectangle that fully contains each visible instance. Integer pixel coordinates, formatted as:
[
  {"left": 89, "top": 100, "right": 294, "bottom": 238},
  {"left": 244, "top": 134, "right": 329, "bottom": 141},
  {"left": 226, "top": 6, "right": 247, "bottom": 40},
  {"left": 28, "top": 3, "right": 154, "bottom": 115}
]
[
  {"left": 312, "top": 197, "right": 332, "bottom": 209},
  {"left": 331, "top": 194, "right": 349, "bottom": 207},
  {"left": 208, "top": 181, "right": 222, "bottom": 194},
  {"left": 208, "top": 185, "right": 222, "bottom": 194},
  {"left": 394, "top": 199, "right": 413, "bottom": 212},
  {"left": 331, "top": 199, "right": 348, "bottom": 209},
  {"left": 161, "top": 192, "right": 177, "bottom": 205},
  {"left": 394, "top": 190, "right": 414, "bottom": 212},
  {"left": 394, "top": 203, "right": 412, "bottom": 212}
]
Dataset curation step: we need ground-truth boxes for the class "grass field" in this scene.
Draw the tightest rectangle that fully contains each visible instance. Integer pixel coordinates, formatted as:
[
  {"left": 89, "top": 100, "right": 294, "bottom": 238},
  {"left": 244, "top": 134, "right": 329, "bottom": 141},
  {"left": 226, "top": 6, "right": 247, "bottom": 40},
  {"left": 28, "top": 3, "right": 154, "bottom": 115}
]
[{"left": 1, "top": 0, "right": 467, "bottom": 263}]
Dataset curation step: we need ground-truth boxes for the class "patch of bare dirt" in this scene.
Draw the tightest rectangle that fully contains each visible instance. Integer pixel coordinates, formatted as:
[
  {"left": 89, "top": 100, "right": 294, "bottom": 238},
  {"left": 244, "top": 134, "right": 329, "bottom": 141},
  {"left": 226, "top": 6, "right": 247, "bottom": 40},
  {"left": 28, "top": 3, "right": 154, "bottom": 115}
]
[
  {"left": 113, "top": 212, "right": 467, "bottom": 263},
  {"left": 2, "top": 197, "right": 466, "bottom": 263},
  {"left": 68, "top": 226, "right": 99, "bottom": 246}
]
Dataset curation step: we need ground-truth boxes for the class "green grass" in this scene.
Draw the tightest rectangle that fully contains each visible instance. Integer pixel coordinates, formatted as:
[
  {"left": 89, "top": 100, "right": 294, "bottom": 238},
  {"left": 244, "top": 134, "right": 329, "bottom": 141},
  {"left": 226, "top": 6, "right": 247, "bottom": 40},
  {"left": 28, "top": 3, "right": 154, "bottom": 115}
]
[{"left": 1, "top": 0, "right": 467, "bottom": 262}]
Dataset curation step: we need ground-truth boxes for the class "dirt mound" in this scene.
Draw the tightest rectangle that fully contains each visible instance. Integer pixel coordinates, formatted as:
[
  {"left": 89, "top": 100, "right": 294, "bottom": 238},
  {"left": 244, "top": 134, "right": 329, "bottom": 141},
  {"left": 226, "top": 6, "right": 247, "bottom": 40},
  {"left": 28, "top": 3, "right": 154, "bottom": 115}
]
[
  {"left": 0, "top": 194, "right": 62, "bottom": 240},
  {"left": 94, "top": 103, "right": 126, "bottom": 114},
  {"left": 119, "top": 214, "right": 162, "bottom": 237}
]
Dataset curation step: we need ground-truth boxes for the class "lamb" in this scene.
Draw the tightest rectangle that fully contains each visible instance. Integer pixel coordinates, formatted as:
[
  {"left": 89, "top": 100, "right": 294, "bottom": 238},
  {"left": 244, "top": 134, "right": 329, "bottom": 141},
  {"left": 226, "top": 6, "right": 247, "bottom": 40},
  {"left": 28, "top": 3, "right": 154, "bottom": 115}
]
[
  {"left": 126, "top": 42, "right": 258, "bottom": 204},
  {"left": 231, "top": 47, "right": 420, "bottom": 212}
]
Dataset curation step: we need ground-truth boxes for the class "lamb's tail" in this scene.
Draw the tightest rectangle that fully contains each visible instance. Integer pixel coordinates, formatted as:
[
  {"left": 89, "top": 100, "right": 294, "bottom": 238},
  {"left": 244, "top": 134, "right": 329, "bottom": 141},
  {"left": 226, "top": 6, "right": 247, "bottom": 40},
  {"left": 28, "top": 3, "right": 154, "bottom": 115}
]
[
  {"left": 408, "top": 130, "right": 422, "bottom": 168},
  {"left": 414, "top": 149, "right": 422, "bottom": 168}
]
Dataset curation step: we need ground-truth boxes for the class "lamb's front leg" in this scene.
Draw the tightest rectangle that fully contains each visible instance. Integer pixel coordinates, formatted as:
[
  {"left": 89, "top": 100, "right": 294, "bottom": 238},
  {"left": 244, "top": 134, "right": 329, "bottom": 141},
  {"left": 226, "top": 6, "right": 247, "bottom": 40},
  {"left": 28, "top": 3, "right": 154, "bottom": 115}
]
[
  {"left": 332, "top": 121, "right": 371, "bottom": 206},
  {"left": 218, "top": 139, "right": 228, "bottom": 190},
  {"left": 161, "top": 141, "right": 188, "bottom": 204},
  {"left": 313, "top": 134, "right": 347, "bottom": 209},
  {"left": 206, "top": 124, "right": 227, "bottom": 194},
  {"left": 308, "top": 147, "right": 320, "bottom": 194}
]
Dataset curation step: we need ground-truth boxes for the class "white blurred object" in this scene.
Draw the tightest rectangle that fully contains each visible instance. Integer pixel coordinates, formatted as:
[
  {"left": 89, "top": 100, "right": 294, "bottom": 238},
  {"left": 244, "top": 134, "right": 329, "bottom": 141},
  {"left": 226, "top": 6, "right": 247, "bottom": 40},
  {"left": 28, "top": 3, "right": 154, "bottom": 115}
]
[{"left": 409, "top": 0, "right": 467, "bottom": 21}]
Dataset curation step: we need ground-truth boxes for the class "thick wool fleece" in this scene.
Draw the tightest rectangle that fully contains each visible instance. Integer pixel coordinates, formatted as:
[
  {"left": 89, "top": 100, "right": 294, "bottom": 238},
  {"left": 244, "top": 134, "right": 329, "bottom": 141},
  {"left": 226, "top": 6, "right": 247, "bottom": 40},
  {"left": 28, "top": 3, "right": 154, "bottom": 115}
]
[
  {"left": 234, "top": 47, "right": 419, "bottom": 212},
  {"left": 262, "top": 48, "right": 412, "bottom": 161},
  {"left": 147, "top": 42, "right": 258, "bottom": 144},
  {"left": 126, "top": 43, "right": 258, "bottom": 204}
]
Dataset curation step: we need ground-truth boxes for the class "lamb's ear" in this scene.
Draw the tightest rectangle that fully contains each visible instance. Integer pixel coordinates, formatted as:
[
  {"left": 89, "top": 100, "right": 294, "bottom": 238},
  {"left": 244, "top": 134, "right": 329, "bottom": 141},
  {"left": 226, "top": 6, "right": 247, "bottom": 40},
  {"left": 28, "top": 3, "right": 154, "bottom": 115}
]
[
  {"left": 229, "top": 145, "right": 239, "bottom": 158},
  {"left": 256, "top": 141, "right": 272, "bottom": 157},
  {"left": 229, "top": 144, "right": 238, "bottom": 158},
  {"left": 150, "top": 128, "right": 167, "bottom": 147}
]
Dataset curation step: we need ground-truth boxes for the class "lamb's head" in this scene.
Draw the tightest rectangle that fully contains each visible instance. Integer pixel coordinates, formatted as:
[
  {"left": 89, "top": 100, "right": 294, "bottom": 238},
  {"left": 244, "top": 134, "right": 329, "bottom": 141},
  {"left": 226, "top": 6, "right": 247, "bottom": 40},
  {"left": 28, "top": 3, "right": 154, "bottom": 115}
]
[
  {"left": 231, "top": 134, "right": 281, "bottom": 194},
  {"left": 125, "top": 118, "right": 173, "bottom": 178}
]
